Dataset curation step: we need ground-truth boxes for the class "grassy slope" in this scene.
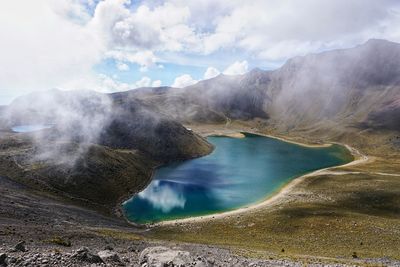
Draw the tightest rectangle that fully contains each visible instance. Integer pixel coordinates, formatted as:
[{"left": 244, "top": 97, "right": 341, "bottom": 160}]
[
  {"left": 148, "top": 122, "right": 400, "bottom": 261},
  {"left": 0, "top": 128, "right": 212, "bottom": 212}
]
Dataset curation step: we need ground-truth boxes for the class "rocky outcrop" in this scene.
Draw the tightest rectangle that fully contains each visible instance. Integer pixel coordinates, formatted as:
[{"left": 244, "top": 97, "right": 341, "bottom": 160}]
[
  {"left": 98, "top": 250, "right": 123, "bottom": 265},
  {"left": 139, "top": 246, "right": 194, "bottom": 266}
]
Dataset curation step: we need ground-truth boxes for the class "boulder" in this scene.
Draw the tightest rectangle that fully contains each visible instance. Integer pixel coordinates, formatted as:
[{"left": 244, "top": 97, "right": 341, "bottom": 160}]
[
  {"left": 0, "top": 253, "right": 7, "bottom": 266},
  {"left": 72, "top": 247, "right": 103, "bottom": 263},
  {"left": 98, "top": 250, "right": 122, "bottom": 265},
  {"left": 104, "top": 245, "right": 114, "bottom": 251},
  {"left": 139, "top": 246, "right": 193, "bottom": 267},
  {"left": 14, "top": 241, "right": 26, "bottom": 252}
]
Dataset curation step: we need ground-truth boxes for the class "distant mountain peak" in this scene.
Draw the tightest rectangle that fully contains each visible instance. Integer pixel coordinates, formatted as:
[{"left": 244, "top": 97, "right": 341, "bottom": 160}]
[
  {"left": 365, "top": 38, "right": 392, "bottom": 45},
  {"left": 249, "top": 67, "right": 265, "bottom": 74},
  {"left": 360, "top": 38, "right": 400, "bottom": 49}
]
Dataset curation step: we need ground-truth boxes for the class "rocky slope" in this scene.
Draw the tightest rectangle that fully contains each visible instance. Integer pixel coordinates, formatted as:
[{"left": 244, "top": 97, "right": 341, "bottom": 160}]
[{"left": 266, "top": 38, "right": 400, "bottom": 133}]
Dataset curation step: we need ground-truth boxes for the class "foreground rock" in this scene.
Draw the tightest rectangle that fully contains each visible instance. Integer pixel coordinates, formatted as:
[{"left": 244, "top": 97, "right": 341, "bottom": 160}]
[
  {"left": 0, "top": 253, "right": 7, "bottom": 266},
  {"left": 98, "top": 250, "right": 123, "bottom": 265},
  {"left": 13, "top": 242, "right": 26, "bottom": 252},
  {"left": 139, "top": 246, "right": 197, "bottom": 266},
  {"left": 72, "top": 247, "right": 103, "bottom": 264},
  {"left": 1, "top": 242, "right": 399, "bottom": 267}
]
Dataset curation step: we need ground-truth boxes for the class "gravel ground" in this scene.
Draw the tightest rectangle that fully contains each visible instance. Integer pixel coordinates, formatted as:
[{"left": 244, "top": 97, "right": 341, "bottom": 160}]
[{"left": 1, "top": 175, "right": 399, "bottom": 267}]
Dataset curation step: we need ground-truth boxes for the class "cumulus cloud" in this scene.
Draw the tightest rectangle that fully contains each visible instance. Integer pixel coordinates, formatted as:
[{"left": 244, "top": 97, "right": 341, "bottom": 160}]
[
  {"left": 60, "top": 73, "right": 158, "bottom": 93},
  {"left": 152, "top": 80, "right": 162, "bottom": 87},
  {"left": 135, "top": 76, "right": 152, "bottom": 87},
  {"left": 116, "top": 62, "right": 129, "bottom": 71},
  {"left": 200, "top": 0, "right": 400, "bottom": 60},
  {"left": 223, "top": 61, "right": 248, "bottom": 75},
  {"left": 0, "top": 0, "right": 102, "bottom": 99},
  {"left": 172, "top": 74, "right": 198, "bottom": 88},
  {"left": 2, "top": 0, "right": 400, "bottom": 102},
  {"left": 203, "top": 67, "right": 220, "bottom": 79},
  {"left": 106, "top": 50, "right": 158, "bottom": 70}
]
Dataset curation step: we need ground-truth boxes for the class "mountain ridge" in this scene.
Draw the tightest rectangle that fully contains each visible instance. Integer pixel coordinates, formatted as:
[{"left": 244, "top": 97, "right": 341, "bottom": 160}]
[{"left": 118, "top": 38, "right": 400, "bottom": 135}]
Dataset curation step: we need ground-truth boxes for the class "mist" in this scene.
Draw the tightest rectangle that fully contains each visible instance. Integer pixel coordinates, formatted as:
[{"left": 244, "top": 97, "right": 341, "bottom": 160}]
[
  {"left": 2, "top": 89, "right": 114, "bottom": 166},
  {"left": 122, "top": 39, "right": 400, "bottom": 135}
]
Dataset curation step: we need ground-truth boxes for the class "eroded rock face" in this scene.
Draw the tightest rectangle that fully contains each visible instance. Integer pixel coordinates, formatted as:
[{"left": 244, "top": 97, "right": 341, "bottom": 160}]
[
  {"left": 98, "top": 250, "right": 123, "bottom": 265},
  {"left": 139, "top": 246, "right": 201, "bottom": 267}
]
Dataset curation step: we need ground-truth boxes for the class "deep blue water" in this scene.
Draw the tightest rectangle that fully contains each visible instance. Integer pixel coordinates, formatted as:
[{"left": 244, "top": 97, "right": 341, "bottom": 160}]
[
  {"left": 12, "top": 124, "right": 53, "bottom": 133},
  {"left": 123, "top": 133, "right": 352, "bottom": 224}
]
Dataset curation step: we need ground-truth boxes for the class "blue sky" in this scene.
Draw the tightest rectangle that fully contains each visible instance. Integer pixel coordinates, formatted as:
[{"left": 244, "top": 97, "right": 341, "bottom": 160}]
[
  {"left": 1, "top": 0, "right": 400, "bottom": 105},
  {"left": 95, "top": 59, "right": 213, "bottom": 87}
]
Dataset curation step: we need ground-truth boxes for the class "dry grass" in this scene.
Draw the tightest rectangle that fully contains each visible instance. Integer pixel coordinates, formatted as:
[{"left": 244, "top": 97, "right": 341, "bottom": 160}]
[
  {"left": 45, "top": 236, "right": 72, "bottom": 247},
  {"left": 93, "top": 228, "right": 143, "bottom": 241}
]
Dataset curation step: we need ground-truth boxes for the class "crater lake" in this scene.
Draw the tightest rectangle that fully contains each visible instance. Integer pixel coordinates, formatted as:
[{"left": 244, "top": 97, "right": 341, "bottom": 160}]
[{"left": 123, "top": 133, "right": 353, "bottom": 224}]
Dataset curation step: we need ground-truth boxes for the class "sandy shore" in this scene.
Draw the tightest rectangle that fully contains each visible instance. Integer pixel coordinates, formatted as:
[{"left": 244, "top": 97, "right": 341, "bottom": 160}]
[
  {"left": 196, "top": 127, "right": 332, "bottom": 148},
  {"left": 151, "top": 131, "right": 370, "bottom": 227},
  {"left": 210, "top": 132, "right": 246, "bottom": 138},
  {"left": 250, "top": 132, "right": 332, "bottom": 148}
]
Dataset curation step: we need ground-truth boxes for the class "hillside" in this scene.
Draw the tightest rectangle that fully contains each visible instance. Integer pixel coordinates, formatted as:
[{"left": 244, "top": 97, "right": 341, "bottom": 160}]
[
  {"left": 2, "top": 39, "right": 398, "bottom": 210},
  {"left": 0, "top": 39, "right": 399, "bottom": 266},
  {"left": 121, "top": 39, "right": 400, "bottom": 136},
  {"left": 0, "top": 90, "right": 212, "bottom": 208}
]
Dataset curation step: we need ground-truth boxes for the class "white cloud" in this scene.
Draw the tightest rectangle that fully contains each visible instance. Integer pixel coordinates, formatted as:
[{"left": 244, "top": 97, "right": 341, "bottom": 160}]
[
  {"left": 59, "top": 72, "right": 130, "bottom": 93},
  {"left": 116, "top": 62, "right": 129, "bottom": 71},
  {"left": 223, "top": 61, "right": 248, "bottom": 75},
  {"left": 135, "top": 76, "right": 152, "bottom": 88},
  {"left": 203, "top": 67, "right": 220, "bottom": 79},
  {"left": 100, "top": 74, "right": 131, "bottom": 92},
  {"left": 90, "top": 0, "right": 201, "bottom": 61},
  {"left": 0, "top": 0, "right": 102, "bottom": 98},
  {"left": 59, "top": 73, "right": 156, "bottom": 93},
  {"left": 152, "top": 80, "right": 162, "bottom": 87},
  {"left": 139, "top": 66, "right": 148, "bottom": 72},
  {"left": 172, "top": 74, "right": 198, "bottom": 88},
  {"left": 2, "top": 0, "right": 400, "bottom": 102},
  {"left": 200, "top": 0, "right": 400, "bottom": 60},
  {"left": 106, "top": 50, "right": 157, "bottom": 70},
  {"left": 0, "top": 0, "right": 200, "bottom": 101}
]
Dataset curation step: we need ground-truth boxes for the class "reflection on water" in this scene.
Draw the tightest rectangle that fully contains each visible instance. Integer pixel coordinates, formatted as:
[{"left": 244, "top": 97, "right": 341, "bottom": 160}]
[
  {"left": 138, "top": 180, "right": 186, "bottom": 212},
  {"left": 12, "top": 124, "right": 53, "bottom": 133},
  {"left": 123, "top": 133, "right": 353, "bottom": 223}
]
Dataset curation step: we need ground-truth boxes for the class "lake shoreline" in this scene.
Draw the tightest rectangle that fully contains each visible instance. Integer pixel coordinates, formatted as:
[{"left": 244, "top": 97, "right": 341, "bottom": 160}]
[
  {"left": 207, "top": 129, "right": 332, "bottom": 148},
  {"left": 147, "top": 130, "right": 368, "bottom": 227}
]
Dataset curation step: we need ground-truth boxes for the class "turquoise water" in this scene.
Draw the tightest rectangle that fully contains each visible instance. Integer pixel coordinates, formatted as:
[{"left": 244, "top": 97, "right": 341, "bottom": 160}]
[
  {"left": 123, "top": 133, "right": 353, "bottom": 224},
  {"left": 12, "top": 124, "right": 53, "bottom": 133}
]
